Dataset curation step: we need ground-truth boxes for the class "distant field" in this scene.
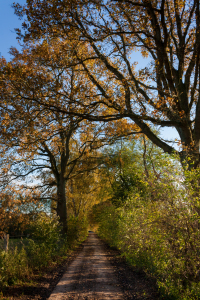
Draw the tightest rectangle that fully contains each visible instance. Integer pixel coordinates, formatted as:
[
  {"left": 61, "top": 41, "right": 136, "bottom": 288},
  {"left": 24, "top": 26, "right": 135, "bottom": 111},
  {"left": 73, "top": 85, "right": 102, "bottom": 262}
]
[{"left": 0, "top": 237, "right": 30, "bottom": 251}]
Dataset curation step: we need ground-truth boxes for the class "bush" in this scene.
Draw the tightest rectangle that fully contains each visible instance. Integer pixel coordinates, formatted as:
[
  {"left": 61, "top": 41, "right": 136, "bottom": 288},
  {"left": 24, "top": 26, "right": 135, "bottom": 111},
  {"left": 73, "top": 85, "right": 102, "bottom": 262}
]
[
  {"left": 0, "top": 212, "right": 89, "bottom": 289},
  {"left": 0, "top": 247, "right": 29, "bottom": 288},
  {"left": 94, "top": 135, "right": 200, "bottom": 299},
  {"left": 0, "top": 213, "right": 67, "bottom": 287},
  {"left": 96, "top": 202, "right": 120, "bottom": 248},
  {"left": 96, "top": 178, "right": 200, "bottom": 300},
  {"left": 67, "top": 215, "right": 88, "bottom": 246},
  {"left": 27, "top": 213, "right": 67, "bottom": 269}
]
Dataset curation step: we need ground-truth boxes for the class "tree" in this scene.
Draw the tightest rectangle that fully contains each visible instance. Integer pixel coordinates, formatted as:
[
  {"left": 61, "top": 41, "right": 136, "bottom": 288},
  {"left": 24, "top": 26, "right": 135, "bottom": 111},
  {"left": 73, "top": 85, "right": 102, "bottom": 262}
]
[
  {"left": 0, "top": 48, "right": 104, "bottom": 232},
  {"left": 13, "top": 0, "right": 200, "bottom": 169},
  {"left": 0, "top": 186, "right": 40, "bottom": 237},
  {"left": 0, "top": 44, "right": 139, "bottom": 232},
  {"left": 66, "top": 171, "right": 100, "bottom": 218},
  {"left": 100, "top": 135, "right": 179, "bottom": 206}
]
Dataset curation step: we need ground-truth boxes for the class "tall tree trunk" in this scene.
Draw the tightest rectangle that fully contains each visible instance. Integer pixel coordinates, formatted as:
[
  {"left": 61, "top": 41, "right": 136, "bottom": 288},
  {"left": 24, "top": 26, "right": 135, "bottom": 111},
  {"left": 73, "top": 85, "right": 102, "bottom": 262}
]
[{"left": 56, "top": 176, "right": 67, "bottom": 234}]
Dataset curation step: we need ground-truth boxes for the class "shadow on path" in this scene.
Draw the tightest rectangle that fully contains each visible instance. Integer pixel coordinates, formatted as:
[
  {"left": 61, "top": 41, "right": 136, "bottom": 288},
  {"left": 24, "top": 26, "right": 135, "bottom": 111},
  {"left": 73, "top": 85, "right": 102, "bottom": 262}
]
[{"left": 48, "top": 233, "right": 123, "bottom": 300}]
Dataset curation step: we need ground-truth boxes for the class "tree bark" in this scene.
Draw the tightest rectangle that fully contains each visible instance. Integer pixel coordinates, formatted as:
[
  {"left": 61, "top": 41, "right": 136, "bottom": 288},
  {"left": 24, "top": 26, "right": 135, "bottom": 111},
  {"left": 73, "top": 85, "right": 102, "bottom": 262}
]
[{"left": 56, "top": 177, "right": 67, "bottom": 234}]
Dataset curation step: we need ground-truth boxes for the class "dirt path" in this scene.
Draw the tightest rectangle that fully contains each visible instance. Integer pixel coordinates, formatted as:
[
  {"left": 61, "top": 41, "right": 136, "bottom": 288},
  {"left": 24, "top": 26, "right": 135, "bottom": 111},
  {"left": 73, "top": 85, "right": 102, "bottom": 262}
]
[{"left": 48, "top": 233, "right": 123, "bottom": 300}]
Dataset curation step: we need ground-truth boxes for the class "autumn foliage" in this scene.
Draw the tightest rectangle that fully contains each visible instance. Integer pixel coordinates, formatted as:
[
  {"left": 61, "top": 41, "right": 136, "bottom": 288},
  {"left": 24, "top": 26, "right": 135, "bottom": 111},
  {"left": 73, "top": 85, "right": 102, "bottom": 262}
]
[
  {"left": 95, "top": 139, "right": 200, "bottom": 299},
  {"left": 12, "top": 0, "right": 200, "bottom": 168},
  {"left": 0, "top": 1, "right": 200, "bottom": 298}
]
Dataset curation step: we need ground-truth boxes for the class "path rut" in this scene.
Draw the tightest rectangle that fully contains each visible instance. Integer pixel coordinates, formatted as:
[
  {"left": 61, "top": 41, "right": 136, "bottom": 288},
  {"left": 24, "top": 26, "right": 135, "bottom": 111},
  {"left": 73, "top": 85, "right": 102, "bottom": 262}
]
[{"left": 48, "top": 233, "right": 123, "bottom": 300}]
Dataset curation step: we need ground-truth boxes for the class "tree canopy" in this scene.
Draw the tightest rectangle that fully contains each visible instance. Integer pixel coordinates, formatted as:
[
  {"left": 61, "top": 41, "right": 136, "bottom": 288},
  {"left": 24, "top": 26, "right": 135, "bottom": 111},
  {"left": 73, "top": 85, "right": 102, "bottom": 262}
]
[
  {"left": 0, "top": 0, "right": 200, "bottom": 233},
  {"left": 12, "top": 0, "right": 200, "bottom": 168}
]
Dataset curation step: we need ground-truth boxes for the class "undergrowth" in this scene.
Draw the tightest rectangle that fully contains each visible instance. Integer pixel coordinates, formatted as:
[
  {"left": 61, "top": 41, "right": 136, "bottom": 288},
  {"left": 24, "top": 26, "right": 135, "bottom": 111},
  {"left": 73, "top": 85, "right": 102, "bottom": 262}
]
[
  {"left": 96, "top": 185, "right": 200, "bottom": 300},
  {"left": 0, "top": 213, "right": 88, "bottom": 289},
  {"left": 94, "top": 144, "right": 200, "bottom": 300}
]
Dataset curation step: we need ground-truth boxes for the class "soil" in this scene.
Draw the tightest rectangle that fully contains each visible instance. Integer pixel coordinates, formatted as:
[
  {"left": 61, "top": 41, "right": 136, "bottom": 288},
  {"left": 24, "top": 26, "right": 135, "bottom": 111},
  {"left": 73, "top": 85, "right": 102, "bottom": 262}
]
[{"left": 1, "top": 233, "right": 161, "bottom": 300}]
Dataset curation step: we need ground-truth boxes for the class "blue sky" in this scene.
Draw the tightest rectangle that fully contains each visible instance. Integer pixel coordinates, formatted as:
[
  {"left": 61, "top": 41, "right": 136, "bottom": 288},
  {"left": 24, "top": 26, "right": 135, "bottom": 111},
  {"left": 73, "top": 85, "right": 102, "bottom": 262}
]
[
  {"left": 0, "top": 0, "right": 179, "bottom": 146},
  {"left": 0, "top": 0, "right": 26, "bottom": 60}
]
